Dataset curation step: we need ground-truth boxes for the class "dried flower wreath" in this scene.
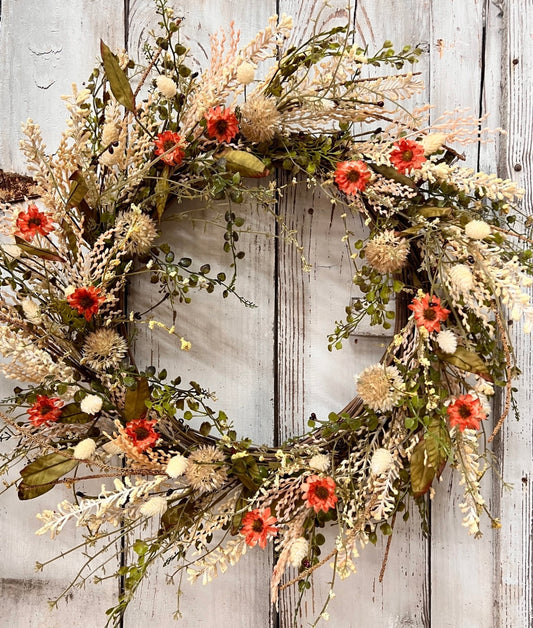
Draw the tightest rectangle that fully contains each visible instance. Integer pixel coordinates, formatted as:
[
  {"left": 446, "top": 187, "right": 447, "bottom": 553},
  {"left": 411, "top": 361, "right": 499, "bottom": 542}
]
[{"left": 0, "top": 2, "right": 529, "bottom": 625}]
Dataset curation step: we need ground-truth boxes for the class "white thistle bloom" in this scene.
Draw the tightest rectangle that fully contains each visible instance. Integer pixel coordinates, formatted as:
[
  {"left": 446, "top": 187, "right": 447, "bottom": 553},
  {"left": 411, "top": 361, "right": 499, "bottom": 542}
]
[
  {"left": 288, "top": 537, "right": 309, "bottom": 567},
  {"left": 308, "top": 453, "right": 330, "bottom": 472},
  {"left": 139, "top": 496, "right": 168, "bottom": 518},
  {"left": 421, "top": 133, "right": 447, "bottom": 155},
  {"left": 436, "top": 329, "right": 457, "bottom": 354},
  {"left": 80, "top": 394, "right": 103, "bottom": 415},
  {"left": 465, "top": 220, "right": 491, "bottom": 240},
  {"left": 370, "top": 448, "right": 394, "bottom": 475},
  {"left": 448, "top": 264, "right": 474, "bottom": 293},
  {"left": 156, "top": 75, "right": 177, "bottom": 99},
  {"left": 355, "top": 364, "right": 404, "bottom": 412},
  {"left": 21, "top": 298, "right": 42, "bottom": 324},
  {"left": 73, "top": 438, "right": 96, "bottom": 460},
  {"left": 236, "top": 61, "right": 255, "bottom": 85},
  {"left": 166, "top": 454, "right": 188, "bottom": 478}
]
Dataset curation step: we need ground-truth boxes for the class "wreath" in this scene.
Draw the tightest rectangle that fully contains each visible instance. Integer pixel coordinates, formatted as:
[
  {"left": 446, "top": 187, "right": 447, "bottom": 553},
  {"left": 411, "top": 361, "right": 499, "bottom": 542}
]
[{"left": 0, "top": 2, "right": 529, "bottom": 625}]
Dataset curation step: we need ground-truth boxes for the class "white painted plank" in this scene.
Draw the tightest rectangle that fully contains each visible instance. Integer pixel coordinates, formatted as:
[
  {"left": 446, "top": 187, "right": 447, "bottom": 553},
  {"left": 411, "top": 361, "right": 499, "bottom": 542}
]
[
  {"left": 493, "top": 2, "right": 533, "bottom": 627},
  {"left": 124, "top": 2, "right": 277, "bottom": 625},
  {"left": 275, "top": 2, "right": 432, "bottom": 626},
  {"left": 0, "top": 2, "right": 125, "bottom": 626}
]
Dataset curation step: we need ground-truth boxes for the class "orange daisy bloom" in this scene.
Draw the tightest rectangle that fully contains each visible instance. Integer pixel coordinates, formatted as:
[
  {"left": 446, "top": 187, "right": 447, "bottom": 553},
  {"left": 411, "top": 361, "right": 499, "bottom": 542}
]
[
  {"left": 205, "top": 106, "right": 239, "bottom": 143},
  {"left": 389, "top": 138, "right": 426, "bottom": 173},
  {"left": 124, "top": 418, "right": 159, "bottom": 452},
  {"left": 154, "top": 130, "right": 186, "bottom": 166},
  {"left": 447, "top": 394, "right": 487, "bottom": 431},
  {"left": 15, "top": 204, "right": 55, "bottom": 241},
  {"left": 334, "top": 160, "right": 371, "bottom": 195},
  {"left": 240, "top": 507, "right": 278, "bottom": 549},
  {"left": 67, "top": 286, "right": 105, "bottom": 321},
  {"left": 408, "top": 293, "right": 450, "bottom": 333},
  {"left": 27, "top": 395, "right": 63, "bottom": 427},
  {"left": 302, "top": 475, "right": 338, "bottom": 513}
]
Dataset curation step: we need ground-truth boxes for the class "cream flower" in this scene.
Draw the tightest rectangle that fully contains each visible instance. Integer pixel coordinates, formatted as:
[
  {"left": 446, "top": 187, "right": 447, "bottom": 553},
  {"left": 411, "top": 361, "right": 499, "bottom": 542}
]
[
  {"left": 116, "top": 206, "right": 158, "bottom": 255},
  {"left": 185, "top": 445, "right": 228, "bottom": 494},
  {"left": 82, "top": 329, "right": 128, "bottom": 371},
  {"left": 355, "top": 364, "right": 404, "bottom": 412},
  {"left": 21, "top": 298, "right": 42, "bottom": 324},
  {"left": 448, "top": 264, "right": 474, "bottom": 293},
  {"left": 465, "top": 220, "right": 491, "bottom": 240},
  {"left": 140, "top": 496, "right": 168, "bottom": 517},
  {"left": 73, "top": 438, "right": 97, "bottom": 460},
  {"left": 103, "top": 440, "right": 123, "bottom": 455},
  {"left": 80, "top": 394, "right": 103, "bottom": 414},
  {"left": 240, "top": 95, "right": 280, "bottom": 143},
  {"left": 308, "top": 453, "right": 330, "bottom": 472},
  {"left": 288, "top": 537, "right": 309, "bottom": 567},
  {"left": 370, "top": 448, "right": 394, "bottom": 475},
  {"left": 101, "top": 122, "right": 120, "bottom": 146},
  {"left": 166, "top": 454, "right": 188, "bottom": 478},
  {"left": 236, "top": 61, "right": 255, "bottom": 85},
  {"left": 156, "top": 75, "right": 177, "bottom": 99},
  {"left": 364, "top": 231, "right": 410, "bottom": 274},
  {"left": 421, "top": 133, "right": 447, "bottom": 155},
  {"left": 436, "top": 329, "right": 457, "bottom": 354}
]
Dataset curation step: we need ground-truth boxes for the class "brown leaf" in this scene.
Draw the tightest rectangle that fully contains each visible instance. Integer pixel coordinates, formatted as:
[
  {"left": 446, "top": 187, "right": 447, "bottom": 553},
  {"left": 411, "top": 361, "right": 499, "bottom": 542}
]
[{"left": 100, "top": 40, "right": 135, "bottom": 112}]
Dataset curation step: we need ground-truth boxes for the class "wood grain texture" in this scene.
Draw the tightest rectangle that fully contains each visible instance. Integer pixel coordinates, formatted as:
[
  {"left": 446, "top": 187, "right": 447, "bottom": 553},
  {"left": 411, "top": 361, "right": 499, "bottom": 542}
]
[{"left": 494, "top": 3, "right": 533, "bottom": 627}]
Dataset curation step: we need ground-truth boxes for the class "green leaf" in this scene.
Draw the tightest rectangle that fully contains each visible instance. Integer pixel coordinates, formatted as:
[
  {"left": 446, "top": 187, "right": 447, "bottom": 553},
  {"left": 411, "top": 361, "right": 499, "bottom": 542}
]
[
  {"left": 418, "top": 206, "right": 453, "bottom": 218},
  {"left": 370, "top": 164, "right": 417, "bottom": 189},
  {"left": 222, "top": 150, "right": 269, "bottom": 178},
  {"left": 161, "top": 502, "right": 194, "bottom": 532},
  {"left": 100, "top": 40, "right": 135, "bottom": 112},
  {"left": 438, "top": 346, "right": 492, "bottom": 380},
  {"left": 66, "top": 170, "right": 89, "bottom": 209},
  {"left": 124, "top": 377, "right": 151, "bottom": 421},
  {"left": 410, "top": 419, "right": 447, "bottom": 496},
  {"left": 57, "top": 402, "right": 92, "bottom": 424},
  {"left": 15, "top": 237, "right": 65, "bottom": 263},
  {"left": 18, "top": 452, "right": 78, "bottom": 500}
]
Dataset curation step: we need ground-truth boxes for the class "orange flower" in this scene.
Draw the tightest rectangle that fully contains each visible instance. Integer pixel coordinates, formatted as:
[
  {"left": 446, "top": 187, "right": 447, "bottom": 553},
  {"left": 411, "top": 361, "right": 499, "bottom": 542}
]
[
  {"left": 27, "top": 395, "right": 63, "bottom": 427},
  {"left": 334, "top": 160, "right": 371, "bottom": 195},
  {"left": 124, "top": 418, "right": 159, "bottom": 452},
  {"left": 389, "top": 138, "right": 426, "bottom": 173},
  {"left": 447, "top": 394, "right": 487, "bottom": 431},
  {"left": 205, "top": 106, "right": 239, "bottom": 143},
  {"left": 67, "top": 286, "right": 105, "bottom": 321},
  {"left": 240, "top": 507, "right": 278, "bottom": 549},
  {"left": 154, "top": 130, "right": 186, "bottom": 166},
  {"left": 302, "top": 475, "right": 338, "bottom": 513},
  {"left": 408, "top": 293, "right": 450, "bottom": 333},
  {"left": 15, "top": 204, "right": 55, "bottom": 241}
]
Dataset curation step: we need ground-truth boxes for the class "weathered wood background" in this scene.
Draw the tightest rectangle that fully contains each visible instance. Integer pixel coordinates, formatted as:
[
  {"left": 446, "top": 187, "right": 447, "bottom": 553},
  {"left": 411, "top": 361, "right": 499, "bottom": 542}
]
[{"left": 0, "top": 1, "right": 532, "bottom": 626}]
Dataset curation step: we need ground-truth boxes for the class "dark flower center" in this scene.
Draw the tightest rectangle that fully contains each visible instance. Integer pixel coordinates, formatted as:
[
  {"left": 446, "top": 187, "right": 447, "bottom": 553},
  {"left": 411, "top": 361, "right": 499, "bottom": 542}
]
[
  {"left": 458, "top": 404, "right": 472, "bottom": 419},
  {"left": 78, "top": 294, "right": 97, "bottom": 309},
  {"left": 252, "top": 518, "right": 264, "bottom": 533},
  {"left": 402, "top": 150, "right": 413, "bottom": 161},
  {"left": 346, "top": 169, "right": 361, "bottom": 183},
  {"left": 28, "top": 217, "right": 43, "bottom": 227},
  {"left": 215, "top": 119, "right": 229, "bottom": 134},
  {"left": 40, "top": 404, "right": 53, "bottom": 414},
  {"left": 134, "top": 427, "right": 150, "bottom": 440},
  {"left": 163, "top": 140, "right": 176, "bottom": 151},
  {"left": 423, "top": 307, "right": 437, "bottom": 321},
  {"left": 314, "top": 485, "right": 330, "bottom": 500}
]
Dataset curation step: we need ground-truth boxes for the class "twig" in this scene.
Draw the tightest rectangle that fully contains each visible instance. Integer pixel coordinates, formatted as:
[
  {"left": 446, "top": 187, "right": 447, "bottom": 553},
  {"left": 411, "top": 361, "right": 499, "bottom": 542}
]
[
  {"left": 378, "top": 511, "right": 397, "bottom": 583},
  {"left": 134, "top": 48, "right": 163, "bottom": 99},
  {"left": 278, "top": 549, "right": 337, "bottom": 592},
  {"left": 488, "top": 311, "right": 514, "bottom": 442}
]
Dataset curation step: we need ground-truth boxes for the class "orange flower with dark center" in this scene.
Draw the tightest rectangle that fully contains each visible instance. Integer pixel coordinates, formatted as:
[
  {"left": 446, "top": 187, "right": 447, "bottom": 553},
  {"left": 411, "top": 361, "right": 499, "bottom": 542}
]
[
  {"left": 389, "top": 138, "right": 426, "bottom": 173},
  {"left": 27, "top": 395, "right": 63, "bottom": 427},
  {"left": 15, "top": 204, "right": 55, "bottom": 241},
  {"left": 124, "top": 418, "right": 159, "bottom": 452},
  {"left": 67, "top": 286, "right": 105, "bottom": 321},
  {"left": 334, "top": 160, "right": 371, "bottom": 195},
  {"left": 154, "top": 130, "right": 186, "bottom": 166},
  {"left": 205, "top": 106, "right": 239, "bottom": 143},
  {"left": 302, "top": 475, "right": 338, "bottom": 513},
  {"left": 447, "top": 394, "right": 487, "bottom": 431},
  {"left": 240, "top": 507, "right": 278, "bottom": 548},
  {"left": 408, "top": 293, "right": 450, "bottom": 333}
]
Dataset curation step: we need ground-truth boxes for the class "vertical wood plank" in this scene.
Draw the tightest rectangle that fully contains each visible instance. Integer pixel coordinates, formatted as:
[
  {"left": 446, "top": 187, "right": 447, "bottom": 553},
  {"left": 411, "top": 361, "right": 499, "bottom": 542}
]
[
  {"left": 124, "top": 2, "right": 277, "bottom": 625},
  {"left": 0, "top": 2, "right": 125, "bottom": 626},
  {"left": 494, "top": 2, "right": 533, "bottom": 627},
  {"left": 276, "top": 2, "right": 432, "bottom": 626}
]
